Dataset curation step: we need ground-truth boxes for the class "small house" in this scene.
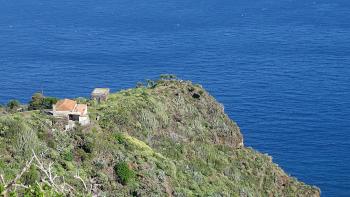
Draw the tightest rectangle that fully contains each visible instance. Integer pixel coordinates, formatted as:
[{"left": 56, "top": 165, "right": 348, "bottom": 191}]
[
  {"left": 91, "top": 88, "right": 110, "bottom": 102},
  {"left": 52, "top": 99, "right": 90, "bottom": 130}
]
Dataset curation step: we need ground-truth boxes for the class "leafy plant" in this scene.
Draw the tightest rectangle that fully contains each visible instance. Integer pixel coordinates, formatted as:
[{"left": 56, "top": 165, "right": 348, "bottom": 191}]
[
  {"left": 28, "top": 93, "right": 45, "bottom": 110},
  {"left": 114, "top": 133, "right": 126, "bottom": 145},
  {"left": 136, "top": 82, "right": 144, "bottom": 88},
  {"left": 28, "top": 92, "right": 58, "bottom": 110},
  {"left": 42, "top": 97, "right": 59, "bottom": 109},
  {"left": 22, "top": 165, "right": 40, "bottom": 185},
  {"left": 63, "top": 151, "right": 74, "bottom": 162},
  {"left": 146, "top": 79, "right": 156, "bottom": 88},
  {"left": 160, "top": 74, "right": 177, "bottom": 80},
  {"left": 114, "top": 162, "right": 136, "bottom": 185},
  {"left": 0, "top": 184, "right": 5, "bottom": 195},
  {"left": 7, "top": 100, "right": 20, "bottom": 111}
]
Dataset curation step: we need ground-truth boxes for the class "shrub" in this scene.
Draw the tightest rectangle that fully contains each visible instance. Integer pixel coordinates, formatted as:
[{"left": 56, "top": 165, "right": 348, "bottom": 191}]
[
  {"left": 0, "top": 184, "right": 4, "bottom": 194},
  {"left": 28, "top": 93, "right": 44, "bottom": 110},
  {"left": 22, "top": 165, "right": 40, "bottom": 185},
  {"left": 114, "top": 133, "right": 126, "bottom": 145},
  {"left": 9, "top": 191, "right": 17, "bottom": 197},
  {"left": 24, "top": 184, "right": 44, "bottom": 197},
  {"left": 47, "top": 139, "right": 56, "bottom": 149},
  {"left": 76, "top": 149, "right": 88, "bottom": 162},
  {"left": 114, "top": 162, "right": 136, "bottom": 185},
  {"left": 81, "top": 141, "right": 93, "bottom": 153},
  {"left": 42, "top": 97, "right": 59, "bottom": 109},
  {"left": 146, "top": 79, "right": 157, "bottom": 88},
  {"left": 63, "top": 151, "right": 74, "bottom": 162},
  {"left": 28, "top": 93, "right": 58, "bottom": 110},
  {"left": 7, "top": 100, "right": 20, "bottom": 111},
  {"left": 136, "top": 82, "right": 144, "bottom": 88},
  {"left": 160, "top": 74, "right": 177, "bottom": 80}
]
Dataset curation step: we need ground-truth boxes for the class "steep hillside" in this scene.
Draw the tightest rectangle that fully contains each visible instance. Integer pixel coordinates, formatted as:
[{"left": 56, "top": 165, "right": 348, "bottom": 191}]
[{"left": 0, "top": 79, "right": 320, "bottom": 196}]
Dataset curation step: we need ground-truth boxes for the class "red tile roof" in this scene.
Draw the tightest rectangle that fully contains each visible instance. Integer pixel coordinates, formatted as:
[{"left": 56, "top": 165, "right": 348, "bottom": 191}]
[
  {"left": 75, "top": 104, "right": 87, "bottom": 115},
  {"left": 55, "top": 99, "right": 77, "bottom": 111}
]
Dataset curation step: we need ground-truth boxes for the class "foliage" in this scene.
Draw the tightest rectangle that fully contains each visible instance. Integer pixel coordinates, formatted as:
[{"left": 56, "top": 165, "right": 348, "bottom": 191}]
[
  {"left": 63, "top": 151, "right": 74, "bottom": 162},
  {"left": 114, "top": 162, "right": 136, "bottom": 185},
  {"left": 136, "top": 82, "right": 144, "bottom": 88},
  {"left": 28, "top": 93, "right": 44, "bottom": 110},
  {"left": 0, "top": 79, "right": 320, "bottom": 197},
  {"left": 0, "top": 184, "right": 4, "bottom": 195},
  {"left": 22, "top": 165, "right": 40, "bottom": 185},
  {"left": 114, "top": 132, "right": 126, "bottom": 145},
  {"left": 28, "top": 92, "right": 58, "bottom": 110},
  {"left": 42, "top": 97, "right": 59, "bottom": 109},
  {"left": 159, "top": 74, "right": 177, "bottom": 80},
  {"left": 24, "top": 184, "right": 44, "bottom": 197},
  {"left": 146, "top": 79, "right": 156, "bottom": 88},
  {"left": 0, "top": 115, "right": 40, "bottom": 156},
  {"left": 7, "top": 100, "right": 20, "bottom": 111}
]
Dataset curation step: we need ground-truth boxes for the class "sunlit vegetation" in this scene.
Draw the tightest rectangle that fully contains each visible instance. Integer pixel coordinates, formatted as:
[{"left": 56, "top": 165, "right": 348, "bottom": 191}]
[{"left": 0, "top": 76, "right": 320, "bottom": 196}]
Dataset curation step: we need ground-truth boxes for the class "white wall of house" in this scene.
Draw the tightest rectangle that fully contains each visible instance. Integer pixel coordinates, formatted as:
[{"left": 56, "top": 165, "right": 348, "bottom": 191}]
[
  {"left": 52, "top": 103, "right": 90, "bottom": 130},
  {"left": 53, "top": 111, "right": 71, "bottom": 117},
  {"left": 81, "top": 107, "right": 88, "bottom": 116},
  {"left": 79, "top": 116, "right": 90, "bottom": 126}
]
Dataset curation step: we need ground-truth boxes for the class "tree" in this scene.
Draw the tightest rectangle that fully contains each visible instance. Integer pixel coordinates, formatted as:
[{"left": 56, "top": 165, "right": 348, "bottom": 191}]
[
  {"left": 7, "top": 100, "right": 20, "bottom": 111},
  {"left": 160, "top": 74, "right": 177, "bottom": 80},
  {"left": 28, "top": 93, "right": 44, "bottom": 110},
  {"left": 146, "top": 79, "right": 156, "bottom": 88},
  {"left": 136, "top": 82, "right": 144, "bottom": 88},
  {"left": 29, "top": 93, "right": 58, "bottom": 110},
  {"left": 42, "top": 97, "right": 59, "bottom": 109}
]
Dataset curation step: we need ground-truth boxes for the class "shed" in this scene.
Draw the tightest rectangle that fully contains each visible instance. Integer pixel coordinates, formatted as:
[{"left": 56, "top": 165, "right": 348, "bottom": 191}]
[{"left": 91, "top": 88, "right": 110, "bottom": 102}]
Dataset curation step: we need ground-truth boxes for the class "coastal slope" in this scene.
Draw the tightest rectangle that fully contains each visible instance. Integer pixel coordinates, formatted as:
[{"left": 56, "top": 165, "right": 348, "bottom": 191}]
[{"left": 0, "top": 79, "right": 320, "bottom": 196}]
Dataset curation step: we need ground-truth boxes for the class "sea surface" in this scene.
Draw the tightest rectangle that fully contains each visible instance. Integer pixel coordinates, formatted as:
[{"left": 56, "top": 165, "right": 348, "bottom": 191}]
[{"left": 1, "top": 0, "right": 350, "bottom": 196}]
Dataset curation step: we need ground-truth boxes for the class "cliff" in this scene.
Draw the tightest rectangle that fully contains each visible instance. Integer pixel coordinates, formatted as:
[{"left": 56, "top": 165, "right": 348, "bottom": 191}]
[{"left": 0, "top": 79, "right": 320, "bottom": 196}]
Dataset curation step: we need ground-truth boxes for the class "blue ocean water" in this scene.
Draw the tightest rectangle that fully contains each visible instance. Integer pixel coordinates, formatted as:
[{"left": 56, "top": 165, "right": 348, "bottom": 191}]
[{"left": 0, "top": 0, "right": 350, "bottom": 195}]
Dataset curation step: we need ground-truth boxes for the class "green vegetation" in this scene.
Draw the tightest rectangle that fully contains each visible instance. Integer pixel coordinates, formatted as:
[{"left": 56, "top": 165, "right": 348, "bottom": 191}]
[
  {"left": 6, "top": 100, "right": 20, "bottom": 112},
  {"left": 28, "top": 92, "right": 59, "bottom": 110},
  {"left": 22, "top": 165, "right": 40, "bottom": 185},
  {"left": 114, "top": 162, "right": 136, "bottom": 185},
  {"left": 0, "top": 77, "right": 320, "bottom": 196}
]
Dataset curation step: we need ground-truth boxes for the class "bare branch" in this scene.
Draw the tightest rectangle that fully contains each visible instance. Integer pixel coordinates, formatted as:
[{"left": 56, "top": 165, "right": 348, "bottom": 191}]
[
  {"left": 1, "top": 149, "right": 80, "bottom": 196},
  {"left": 74, "top": 170, "right": 88, "bottom": 192},
  {"left": 13, "top": 184, "right": 29, "bottom": 189},
  {"left": 0, "top": 174, "right": 5, "bottom": 185},
  {"left": 5, "top": 156, "right": 34, "bottom": 192}
]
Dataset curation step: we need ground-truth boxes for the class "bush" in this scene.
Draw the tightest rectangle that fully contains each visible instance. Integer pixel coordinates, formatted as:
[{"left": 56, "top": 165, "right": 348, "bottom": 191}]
[
  {"left": 146, "top": 79, "right": 157, "bottom": 88},
  {"left": 24, "top": 184, "right": 44, "bottom": 197},
  {"left": 136, "top": 82, "right": 144, "bottom": 88},
  {"left": 160, "top": 74, "right": 177, "bottom": 80},
  {"left": 114, "top": 162, "right": 136, "bottom": 185},
  {"left": 81, "top": 141, "right": 93, "bottom": 154},
  {"left": 22, "top": 165, "right": 40, "bottom": 185},
  {"left": 28, "top": 93, "right": 44, "bottom": 110},
  {"left": 114, "top": 133, "right": 126, "bottom": 145},
  {"left": 42, "top": 97, "right": 59, "bottom": 109},
  {"left": 63, "top": 151, "right": 74, "bottom": 161},
  {"left": 9, "top": 191, "right": 17, "bottom": 197},
  {"left": 76, "top": 149, "right": 89, "bottom": 162},
  {"left": 47, "top": 139, "right": 56, "bottom": 149},
  {"left": 0, "top": 184, "right": 5, "bottom": 194},
  {"left": 7, "top": 100, "right": 20, "bottom": 111},
  {"left": 28, "top": 93, "right": 58, "bottom": 110}
]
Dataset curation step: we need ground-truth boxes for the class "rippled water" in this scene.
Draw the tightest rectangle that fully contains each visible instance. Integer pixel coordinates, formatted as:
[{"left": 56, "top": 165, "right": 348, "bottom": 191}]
[{"left": 1, "top": 0, "right": 350, "bottom": 196}]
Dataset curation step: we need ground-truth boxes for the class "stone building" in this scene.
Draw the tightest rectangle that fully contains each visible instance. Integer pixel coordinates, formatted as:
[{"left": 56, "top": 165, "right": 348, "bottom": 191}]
[
  {"left": 91, "top": 88, "right": 110, "bottom": 102},
  {"left": 52, "top": 99, "right": 90, "bottom": 130}
]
